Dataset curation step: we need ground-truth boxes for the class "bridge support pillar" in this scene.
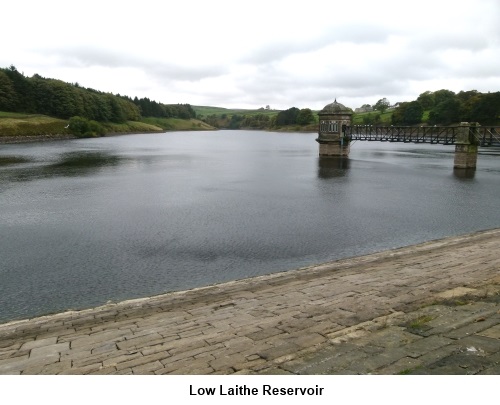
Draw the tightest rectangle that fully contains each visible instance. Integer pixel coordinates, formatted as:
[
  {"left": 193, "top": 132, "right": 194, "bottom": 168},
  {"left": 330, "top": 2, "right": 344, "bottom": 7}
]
[
  {"left": 454, "top": 122, "right": 479, "bottom": 169},
  {"left": 454, "top": 144, "right": 478, "bottom": 169}
]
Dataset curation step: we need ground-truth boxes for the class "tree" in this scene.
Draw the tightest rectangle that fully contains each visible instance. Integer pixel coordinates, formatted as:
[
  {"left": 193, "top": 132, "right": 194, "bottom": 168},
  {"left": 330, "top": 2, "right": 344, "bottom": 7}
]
[
  {"left": 429, "top": 98, "right": 462, "bottom": 125},
  {"left": 469, "top": 92, "right": 500, "bottom": 125},
  {"left": 457, "top": 90, "right": 480, "bottom": 103},
  {"left": 403, "top": 101, "right": 424, "bottom": 125},
  {"left": 296, "top": 108, "right": 314, "bottom": 125},
  {"left": 373, "top": 98, "right": 390, "bottom": 113},
  {"left": 0, "top": 70, "right": 17, "bottom": 111},
  {"left": 458, "top": 90, "right": 482, "bottom": 122},
  {"left": 94, "top": 95, "right": 113, "bottom": 122},
  {"left": 276, "top": 107, "right": 300, "bottom": 126},
  {"left": 433, "top": 89, "right": 455, "bottom": 106},
  {"left": 416, "top": 91, "right": 435, "bottom": 110},
  {"left": 68, "top": 116, "right": 104, "bottom": 137},
  {"left": 47, "top": 79, "right": 84, "bottom": 118},
  {"left": 68, "top": 116, "right": 91, "bottom": 137},
  {"left": 3, "top": 66, "right": 35, "bottom": 112},
  {"left": 229, "top": 114, "right": 243, "bottom": 129},
  {"left": 391, "top": 102, "right": 407, "bottom": 125},
  {"left": 106, "top": 95, "right": 127, "bottom": 123}
]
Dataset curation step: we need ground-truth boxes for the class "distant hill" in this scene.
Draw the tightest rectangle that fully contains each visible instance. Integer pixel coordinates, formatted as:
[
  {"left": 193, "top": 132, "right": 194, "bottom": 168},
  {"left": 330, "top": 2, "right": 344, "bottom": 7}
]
[{"left": 192, "top": 105, "right": 280, "bottom": 117}]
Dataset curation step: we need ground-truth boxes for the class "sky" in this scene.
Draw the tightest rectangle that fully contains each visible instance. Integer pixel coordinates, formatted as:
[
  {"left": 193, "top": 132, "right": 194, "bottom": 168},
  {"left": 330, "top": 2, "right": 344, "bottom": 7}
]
[{"left": 2, "top": 0, "right": 500, "bottom": 111}]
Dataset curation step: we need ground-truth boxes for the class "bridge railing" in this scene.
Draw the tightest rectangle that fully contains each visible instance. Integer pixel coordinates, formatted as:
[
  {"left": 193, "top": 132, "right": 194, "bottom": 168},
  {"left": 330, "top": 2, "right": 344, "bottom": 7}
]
[
  {"left": 475, "top": 127, "right": 500, "bottom": 147},
  {"left": 347, "top": 125, "right": 500, "bottom": 147},
  {"left": 347, "top": 125, "right": 458, "bottom": 144}
]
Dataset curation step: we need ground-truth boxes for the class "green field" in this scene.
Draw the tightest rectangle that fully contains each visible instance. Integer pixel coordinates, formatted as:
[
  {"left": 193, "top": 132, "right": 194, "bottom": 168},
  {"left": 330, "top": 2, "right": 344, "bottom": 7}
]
[
  {"left": 193, "top": 105, "right": 280, "bottom": 117},
  {"left": 351, "top": 109, "right": 433, "bottom": 125},
  {"left": 352, "top": 110, "right": 393, "bottom": 125}
]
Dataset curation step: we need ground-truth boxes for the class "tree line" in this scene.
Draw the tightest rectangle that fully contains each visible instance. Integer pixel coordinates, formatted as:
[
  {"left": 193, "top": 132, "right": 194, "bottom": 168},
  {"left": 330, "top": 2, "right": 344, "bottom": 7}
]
[
  {"left": 371, "top": 90, "right": 500, "bottom": 126},
  {"left": 0, "top": 65, "right": 196, "bottom": 123},
  {"left": 201, "top": 107, "right": 315, "bottom": 129},
  {"left": 205, "top": 89, "right": 500, "bottom": 131}
]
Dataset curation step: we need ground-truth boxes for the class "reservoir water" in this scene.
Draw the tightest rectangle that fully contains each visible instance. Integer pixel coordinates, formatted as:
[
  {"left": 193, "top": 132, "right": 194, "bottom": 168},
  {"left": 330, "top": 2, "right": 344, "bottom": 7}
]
[{"left": 1, "top": 130, "right": 500, "bottom": 323}]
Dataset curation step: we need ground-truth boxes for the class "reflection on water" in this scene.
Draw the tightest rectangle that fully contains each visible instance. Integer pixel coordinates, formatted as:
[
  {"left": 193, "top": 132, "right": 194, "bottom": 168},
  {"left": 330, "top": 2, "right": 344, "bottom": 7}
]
[
  {"left": 0, "top": 156, "right": 31, "bottom": 166},
  {"left": 0, "top": 151, "right": 125, "bottom": 184},
  {"left": 453, "top": 167, "right": 476, "bottom": 180},
  {"left": 48, "top": 151, "right": 124, "bottom": 175},
  {"left": 1, "top": 131, "right": 500, "bottom": 323},
  {"left": 317, "top": 157, "right": 350, "bottom": 178}
]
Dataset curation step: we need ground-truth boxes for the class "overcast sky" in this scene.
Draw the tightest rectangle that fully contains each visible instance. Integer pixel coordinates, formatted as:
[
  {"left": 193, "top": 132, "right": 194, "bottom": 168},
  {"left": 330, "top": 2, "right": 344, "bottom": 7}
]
[{"left": 2, "top": 0, "right": 499, "bottom": 110}]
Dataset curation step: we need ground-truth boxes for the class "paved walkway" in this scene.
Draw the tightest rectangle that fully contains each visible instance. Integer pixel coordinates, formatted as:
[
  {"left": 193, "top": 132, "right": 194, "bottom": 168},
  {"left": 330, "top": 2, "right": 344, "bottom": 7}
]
[{"left": 0, "top": 229, "right": 499, "bottom": 375}]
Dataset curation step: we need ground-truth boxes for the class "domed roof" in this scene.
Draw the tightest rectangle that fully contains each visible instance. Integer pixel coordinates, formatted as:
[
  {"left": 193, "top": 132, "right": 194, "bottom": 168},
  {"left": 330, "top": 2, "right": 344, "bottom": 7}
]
[{"left": 319, "top": 99, "right": 352, "bottom": 115}]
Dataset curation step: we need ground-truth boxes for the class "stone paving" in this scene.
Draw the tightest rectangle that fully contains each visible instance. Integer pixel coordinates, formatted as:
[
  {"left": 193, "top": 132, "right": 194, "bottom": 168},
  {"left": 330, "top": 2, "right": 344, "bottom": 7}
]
[{"left": 0, "top": 228, "right": 499, "bottom": 375}]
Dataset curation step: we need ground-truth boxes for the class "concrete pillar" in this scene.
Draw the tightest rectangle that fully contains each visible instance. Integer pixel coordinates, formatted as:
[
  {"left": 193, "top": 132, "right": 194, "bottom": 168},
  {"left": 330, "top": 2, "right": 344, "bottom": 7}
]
[{"left": 454, "top": 122, "right": 479, "bottom": 169}]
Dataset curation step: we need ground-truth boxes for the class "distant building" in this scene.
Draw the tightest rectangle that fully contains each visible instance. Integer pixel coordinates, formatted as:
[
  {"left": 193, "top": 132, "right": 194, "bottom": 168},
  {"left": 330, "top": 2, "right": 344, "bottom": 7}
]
[{"left": 355, "top": 105, "right": 373, "bottom": 113}]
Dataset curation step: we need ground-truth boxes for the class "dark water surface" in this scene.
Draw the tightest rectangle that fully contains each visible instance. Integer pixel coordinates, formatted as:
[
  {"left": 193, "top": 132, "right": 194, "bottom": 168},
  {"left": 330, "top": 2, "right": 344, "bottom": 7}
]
[{"left": 1, "top": 131, "right": 500, "bottom": 322}]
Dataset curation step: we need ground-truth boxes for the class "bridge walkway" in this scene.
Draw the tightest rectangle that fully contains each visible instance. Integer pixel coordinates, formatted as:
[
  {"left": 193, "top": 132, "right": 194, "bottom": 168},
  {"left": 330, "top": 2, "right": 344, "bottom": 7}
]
[{"left": 348, "top": 125, "right": 500, "bottom": 147}]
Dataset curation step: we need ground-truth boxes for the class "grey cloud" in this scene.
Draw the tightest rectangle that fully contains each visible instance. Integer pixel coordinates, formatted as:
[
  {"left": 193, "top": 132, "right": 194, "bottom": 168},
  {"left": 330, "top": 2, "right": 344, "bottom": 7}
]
[
  {"left": 234, "top": 66, "right": 408, "bottom": 110},
  {"left": 327, "top": 23, "right": 395, "bottom": 45},
  {"left": 147, "top": 64, "right": 227, "bottom": 82},
  {"left": 412, "top": 34, "right": 491, "bottom": 53},
  {"left": 58, "top": 48, "right": 135, "bottom": 68},
  {"left": 41, "top": 46, "right": 228, "bottom": 81},
  {"left": 237, "top": 46, "right": 437, "bottom": 97},
  {"left": 240, "top": 24, "right": 393, "bottom": 65},
  {"left": 457, "top": 61, "right": 500, "bottom": 79}
]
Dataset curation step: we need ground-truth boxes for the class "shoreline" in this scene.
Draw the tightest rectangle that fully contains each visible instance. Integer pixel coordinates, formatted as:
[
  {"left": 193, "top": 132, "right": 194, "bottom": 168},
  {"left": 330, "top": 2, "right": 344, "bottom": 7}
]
[
  {"left": 0, "top": 131, "right": 167, "bottom": 145},
  {"left": 0, "top": 128, "right": 316, "bottom": 145},
  {"left": 0, "top": 134, "right": 77, "bottom": 144},
  {"left": 0, "top": 227, "right": 493, "bottom": 327},
  {"left": 1, "top": 228, "right": 499, "bottom": 374}
]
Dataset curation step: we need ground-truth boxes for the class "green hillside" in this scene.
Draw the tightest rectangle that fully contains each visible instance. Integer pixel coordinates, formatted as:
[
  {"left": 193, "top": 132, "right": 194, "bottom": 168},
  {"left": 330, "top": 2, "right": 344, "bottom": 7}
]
[
  {"left": 193, "top": 105, "right": 280, "bottom": 117},
  {"left": 0, "top": 111, "right": 215, "bottom": 141}
]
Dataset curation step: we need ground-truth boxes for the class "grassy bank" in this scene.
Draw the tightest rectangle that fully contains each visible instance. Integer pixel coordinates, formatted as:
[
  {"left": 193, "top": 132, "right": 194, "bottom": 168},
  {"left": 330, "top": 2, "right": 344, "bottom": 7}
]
[
  {"left": 0, "top": 112, "right": 70, "bottom": 137},
  {"left": 0, "top": 112, "right": 215, "bottom": 142},
  {"left": 140, "top": 117, "right": 215, "bottom": 131}
]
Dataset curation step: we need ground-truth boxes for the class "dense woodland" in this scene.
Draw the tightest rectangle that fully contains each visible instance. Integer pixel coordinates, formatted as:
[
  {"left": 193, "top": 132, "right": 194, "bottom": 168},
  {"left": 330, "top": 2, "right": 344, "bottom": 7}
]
[
  {"left": 0, "top": 65, "right": 196, "bottom": 124},
  {"left": 1, "top": 64, "right": 499, "bottom": 134},
  {"left": 391, "top": 90, "right": 500, "bottom": 126},
  {"left": 355, "top": 90, "right": 500, "bottom": 127}
]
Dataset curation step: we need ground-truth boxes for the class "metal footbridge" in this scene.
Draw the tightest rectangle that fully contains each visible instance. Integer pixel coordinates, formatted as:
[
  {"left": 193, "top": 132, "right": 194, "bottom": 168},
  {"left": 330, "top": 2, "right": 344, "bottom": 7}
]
[{"left": 346, "top": 125, "right": 500, "bottom": 147}]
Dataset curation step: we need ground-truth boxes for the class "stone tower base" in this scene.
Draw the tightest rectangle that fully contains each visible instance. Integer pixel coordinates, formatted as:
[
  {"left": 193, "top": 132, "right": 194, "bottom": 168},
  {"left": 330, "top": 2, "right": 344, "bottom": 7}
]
[{"left": 319, "top": 142, "right": 350, "bottom": 157}]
